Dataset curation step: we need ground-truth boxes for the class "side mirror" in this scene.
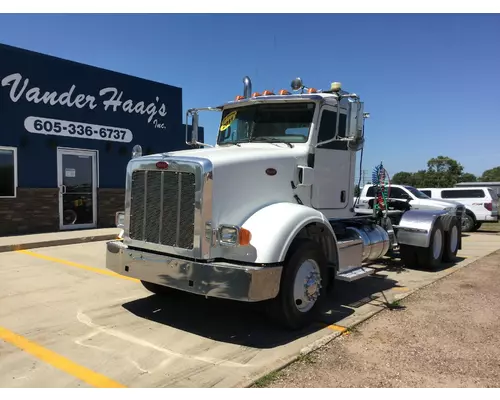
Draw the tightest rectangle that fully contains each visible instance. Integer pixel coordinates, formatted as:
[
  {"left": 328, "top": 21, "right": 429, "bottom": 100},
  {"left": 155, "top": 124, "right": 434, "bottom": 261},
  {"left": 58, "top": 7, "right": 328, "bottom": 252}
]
[
  {"left": 185, "top": 110, "right": 199, "bottom": 147},
  {"left": 347, "top": 100, "right": 364, "bottom": 141},
  {"left": 192, "top": 112, "right": 199, "bottom": 144}
]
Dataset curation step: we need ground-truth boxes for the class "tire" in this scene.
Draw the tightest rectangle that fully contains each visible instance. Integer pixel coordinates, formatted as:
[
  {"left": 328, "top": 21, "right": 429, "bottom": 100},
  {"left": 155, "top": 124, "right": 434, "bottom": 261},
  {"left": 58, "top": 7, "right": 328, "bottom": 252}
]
[
  {"left": 461, "top": 212, "right": 475, "bottom": 233},
  {"left": 416, "top": 218, "right": 445, "bottom": 270},
  {"left": 474, "top": 221, "right": 483, "bottom": 231},
  {"left": 442, "top": 216, "right": 460, "bottom": 262},
  {"left": 266, "top": 239, "right": 328, "bottom": 331},
  {"left": 141, "top": 280, "right": 174, "bottom": 295},
  {"left": 399, "top": 244, "right": 419, "bottom": 268}
]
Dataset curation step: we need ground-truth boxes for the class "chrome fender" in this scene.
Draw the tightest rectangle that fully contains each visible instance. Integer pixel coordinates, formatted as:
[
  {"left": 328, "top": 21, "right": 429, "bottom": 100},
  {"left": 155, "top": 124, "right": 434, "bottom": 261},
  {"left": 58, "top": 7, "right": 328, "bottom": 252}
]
[{"left": 396, "top": 209, "right": 452, "bottom": 248}]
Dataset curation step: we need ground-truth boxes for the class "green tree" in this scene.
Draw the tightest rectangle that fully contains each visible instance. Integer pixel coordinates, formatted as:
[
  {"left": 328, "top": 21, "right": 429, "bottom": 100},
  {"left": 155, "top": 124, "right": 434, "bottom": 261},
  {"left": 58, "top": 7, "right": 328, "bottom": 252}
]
[
  {"left": 426, "top": 156, "right": 464, "bottom": 187},
  {"left": 457, "top": 173, "right": 477, "bottom": 183},
  {"left": 391, "top": 156, "right": 473, "bottom": 188},
  {"left": 481, "top": 166, "right": 500, "bottom": 182},
  {"left": 392, "top": 171, "right": 415, "bottom": 186}
]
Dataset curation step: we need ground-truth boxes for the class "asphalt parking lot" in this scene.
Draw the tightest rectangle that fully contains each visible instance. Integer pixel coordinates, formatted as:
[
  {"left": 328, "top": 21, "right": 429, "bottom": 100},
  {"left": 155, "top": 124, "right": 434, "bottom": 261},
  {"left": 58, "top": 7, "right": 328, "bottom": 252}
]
[{"left": 1, "top": 232, "right": 500, "bottom": 388}]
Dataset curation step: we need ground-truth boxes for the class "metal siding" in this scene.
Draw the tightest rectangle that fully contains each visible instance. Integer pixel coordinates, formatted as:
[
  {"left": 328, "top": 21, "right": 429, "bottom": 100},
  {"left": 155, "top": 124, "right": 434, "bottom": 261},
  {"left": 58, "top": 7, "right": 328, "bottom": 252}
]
[{"left": 0, "top": 43, "right": 204, "bottom": 189}]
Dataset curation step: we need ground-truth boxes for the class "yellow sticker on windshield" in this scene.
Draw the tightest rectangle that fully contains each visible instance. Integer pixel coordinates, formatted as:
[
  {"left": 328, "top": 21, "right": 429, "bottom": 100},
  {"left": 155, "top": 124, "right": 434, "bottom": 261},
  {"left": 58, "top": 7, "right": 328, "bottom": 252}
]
[{"left": 219, "top": 111, "right": 237, "bottom": 131}]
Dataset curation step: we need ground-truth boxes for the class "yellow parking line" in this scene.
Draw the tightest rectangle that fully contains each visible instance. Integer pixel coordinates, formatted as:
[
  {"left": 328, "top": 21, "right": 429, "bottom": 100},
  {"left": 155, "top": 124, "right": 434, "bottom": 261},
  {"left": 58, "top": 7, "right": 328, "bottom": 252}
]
[
  {"left": 327, "top": 324, "right": 347, "bottom": 333},
  {"left": 16, "top": 250, "right": 139, "bottom": 283},
  {"left": 0, "top": 326, "right": 126, "bottom": 388},
  {"left": 392, "top": 286, "right": 409, "bottom": 292}
]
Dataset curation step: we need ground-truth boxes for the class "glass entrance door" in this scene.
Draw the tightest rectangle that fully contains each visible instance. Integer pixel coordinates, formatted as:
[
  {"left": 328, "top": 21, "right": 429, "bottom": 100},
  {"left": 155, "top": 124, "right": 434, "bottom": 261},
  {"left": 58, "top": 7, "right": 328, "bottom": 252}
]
[{"left": 57, "top": 148, "right": 98, "bottom": 230}]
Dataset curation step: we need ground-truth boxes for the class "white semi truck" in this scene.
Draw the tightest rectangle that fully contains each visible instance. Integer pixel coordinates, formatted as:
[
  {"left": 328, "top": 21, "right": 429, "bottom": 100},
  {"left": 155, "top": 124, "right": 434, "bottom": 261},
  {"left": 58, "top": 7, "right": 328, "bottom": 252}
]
[{"left": 106, "top": 76, "right": 462, "bottom": 330}]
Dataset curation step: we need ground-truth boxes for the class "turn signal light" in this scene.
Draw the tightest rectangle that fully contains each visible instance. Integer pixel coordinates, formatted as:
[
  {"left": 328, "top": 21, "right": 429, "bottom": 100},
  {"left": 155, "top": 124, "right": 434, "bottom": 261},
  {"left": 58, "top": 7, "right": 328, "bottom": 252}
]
[{"left": 239, "top": 228, "right": 252, "bottom": 246}]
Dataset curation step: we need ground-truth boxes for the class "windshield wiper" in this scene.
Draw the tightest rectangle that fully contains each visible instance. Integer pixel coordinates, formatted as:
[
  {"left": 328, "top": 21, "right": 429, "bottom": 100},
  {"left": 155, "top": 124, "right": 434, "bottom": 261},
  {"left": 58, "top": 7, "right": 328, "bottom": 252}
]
[{"left": 249, "top": 137, "right": 294, "bottom": 148}]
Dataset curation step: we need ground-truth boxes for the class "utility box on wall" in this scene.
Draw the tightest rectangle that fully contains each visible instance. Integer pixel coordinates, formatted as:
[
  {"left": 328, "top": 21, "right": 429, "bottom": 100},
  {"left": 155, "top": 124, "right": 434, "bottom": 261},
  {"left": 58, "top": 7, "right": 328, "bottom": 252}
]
[{"left": 0, "top": 43, "right": 204, "bottom": 236}]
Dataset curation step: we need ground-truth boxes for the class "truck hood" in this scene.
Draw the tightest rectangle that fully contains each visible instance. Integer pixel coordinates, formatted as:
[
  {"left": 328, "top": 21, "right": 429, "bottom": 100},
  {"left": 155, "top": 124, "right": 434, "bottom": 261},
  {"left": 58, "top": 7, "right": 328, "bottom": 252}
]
[
  {"left": 162, "top": 143, "right": 309, "bottom": 225},
  {"left": 164, "top": 143, "right": 306, "bottom": 167}
]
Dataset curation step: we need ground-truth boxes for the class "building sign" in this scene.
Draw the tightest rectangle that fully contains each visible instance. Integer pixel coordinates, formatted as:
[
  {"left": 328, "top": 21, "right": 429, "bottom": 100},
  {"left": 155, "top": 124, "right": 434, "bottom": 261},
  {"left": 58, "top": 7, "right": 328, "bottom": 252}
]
[
  {"left": 24, "top": 116, "right": 133, "bottom": 143},
  {"left": 1, "top": 71, "right": 171, "bottom": 142}
]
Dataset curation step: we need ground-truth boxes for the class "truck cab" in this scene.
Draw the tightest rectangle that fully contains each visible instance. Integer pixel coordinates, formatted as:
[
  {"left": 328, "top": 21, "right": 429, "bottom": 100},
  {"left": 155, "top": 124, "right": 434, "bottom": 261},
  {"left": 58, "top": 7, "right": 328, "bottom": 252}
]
[{"left": 107, "top": 76, "right": 462, "bottom": 331}]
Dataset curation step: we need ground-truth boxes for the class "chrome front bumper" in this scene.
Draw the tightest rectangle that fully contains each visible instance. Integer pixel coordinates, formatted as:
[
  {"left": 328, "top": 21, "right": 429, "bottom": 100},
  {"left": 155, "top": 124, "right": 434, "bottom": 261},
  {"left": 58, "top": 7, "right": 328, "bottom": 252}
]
[{"left": 106, "top": 240, "right": 282, "bottom": 302}]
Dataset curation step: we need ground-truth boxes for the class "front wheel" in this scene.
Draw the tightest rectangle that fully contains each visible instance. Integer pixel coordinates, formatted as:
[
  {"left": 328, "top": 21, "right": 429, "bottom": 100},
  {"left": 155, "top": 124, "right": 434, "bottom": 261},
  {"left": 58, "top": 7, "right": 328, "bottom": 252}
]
[{"left": 266, "top": 239, "right": 328, "bottom": 330}]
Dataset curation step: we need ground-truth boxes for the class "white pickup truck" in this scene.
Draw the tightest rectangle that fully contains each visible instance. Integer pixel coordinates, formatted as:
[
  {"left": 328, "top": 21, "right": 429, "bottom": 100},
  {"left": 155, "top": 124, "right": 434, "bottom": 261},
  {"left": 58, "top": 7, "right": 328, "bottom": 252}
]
[{"left": 354, "top": 184, "right": 466, "bottom": 222}]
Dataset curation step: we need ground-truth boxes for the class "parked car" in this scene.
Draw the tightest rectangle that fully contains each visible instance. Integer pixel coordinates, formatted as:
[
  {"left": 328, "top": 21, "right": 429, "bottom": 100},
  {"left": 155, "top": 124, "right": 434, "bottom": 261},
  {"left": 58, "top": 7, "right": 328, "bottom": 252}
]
[
  {"left": 418, "top": 187, "right": 499, "bottom": 232},
  {"left": 354, "top": 184, "right": 465, "bottom": 221}
]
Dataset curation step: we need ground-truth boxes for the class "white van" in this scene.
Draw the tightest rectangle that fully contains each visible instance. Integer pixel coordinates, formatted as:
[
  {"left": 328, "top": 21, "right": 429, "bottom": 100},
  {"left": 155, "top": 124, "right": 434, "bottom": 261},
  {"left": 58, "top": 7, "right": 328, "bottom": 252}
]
[{"left": 418, "top": 187, "right": 499, "bottom": 232}]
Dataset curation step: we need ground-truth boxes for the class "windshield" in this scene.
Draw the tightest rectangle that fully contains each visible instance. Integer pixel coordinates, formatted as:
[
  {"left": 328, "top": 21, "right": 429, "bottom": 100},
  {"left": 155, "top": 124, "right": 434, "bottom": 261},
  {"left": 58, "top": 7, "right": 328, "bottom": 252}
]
[
  {"left": 217, "top": 102, "right": 316, "bottom": 145},
  {"left": 405, "top": 186, "right": 430, "bottom": 199}
]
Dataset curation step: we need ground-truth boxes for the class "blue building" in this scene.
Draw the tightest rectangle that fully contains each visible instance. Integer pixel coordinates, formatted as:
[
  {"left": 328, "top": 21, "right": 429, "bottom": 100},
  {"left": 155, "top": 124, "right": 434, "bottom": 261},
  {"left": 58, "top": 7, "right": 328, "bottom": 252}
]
[{"left": 0, "top": 43, "right": 203, "bottom": 236}]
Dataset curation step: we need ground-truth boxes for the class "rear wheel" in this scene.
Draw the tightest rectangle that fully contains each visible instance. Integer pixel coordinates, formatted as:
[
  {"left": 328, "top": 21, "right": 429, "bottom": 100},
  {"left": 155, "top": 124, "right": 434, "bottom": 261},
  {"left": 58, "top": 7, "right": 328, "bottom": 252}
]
[
  {"left": 266, "top": 239, "right": 328, "bottom": 330},
  {"left": 141, "top": 280, "right": 174, "bottom": 295},
  {"left": 474, "top": 221, "right": 483, "bottom": 231},
  {"left": 443, "top": 216, "right": 460, "bottom": 262},
  {"left": 416, "top": 218, "right": 444, "bottom": 270}
]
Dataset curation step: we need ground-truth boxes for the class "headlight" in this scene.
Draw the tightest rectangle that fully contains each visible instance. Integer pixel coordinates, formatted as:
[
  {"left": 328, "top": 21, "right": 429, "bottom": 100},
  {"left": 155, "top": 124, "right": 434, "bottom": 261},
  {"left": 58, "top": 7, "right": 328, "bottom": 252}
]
[
  {"left": 218, "top": 225, "right": 252, "bottom": 246},
  {"left": 219, "top": 226, "right": 239, "bottom": 246},
  {"left": 115, "top": 211, "right": 125, "bottom": 228}
]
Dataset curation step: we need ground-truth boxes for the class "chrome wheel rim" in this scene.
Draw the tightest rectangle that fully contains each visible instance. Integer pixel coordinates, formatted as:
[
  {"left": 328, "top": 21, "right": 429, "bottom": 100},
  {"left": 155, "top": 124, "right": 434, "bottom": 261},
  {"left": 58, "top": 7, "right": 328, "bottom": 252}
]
[
  {"left": 433, "top": 229, "right": 443, "bottom": 260},
  {"left": 293, "top": 259, "right": 321, "bottom": 313}
]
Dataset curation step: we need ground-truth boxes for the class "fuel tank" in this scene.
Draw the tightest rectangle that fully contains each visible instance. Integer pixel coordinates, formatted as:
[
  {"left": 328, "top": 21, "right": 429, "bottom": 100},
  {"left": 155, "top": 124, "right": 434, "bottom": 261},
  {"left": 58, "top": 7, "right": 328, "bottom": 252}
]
[{"left": 344, "top": 224, "right": 390, "bottom": 262}]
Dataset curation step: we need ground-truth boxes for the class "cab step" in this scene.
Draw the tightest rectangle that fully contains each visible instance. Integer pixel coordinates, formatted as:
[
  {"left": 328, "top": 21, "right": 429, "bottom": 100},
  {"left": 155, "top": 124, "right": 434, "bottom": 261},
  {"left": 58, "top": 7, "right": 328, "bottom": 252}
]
[{"left": 336, "top": 266, "right": 376, "bottom": 282}]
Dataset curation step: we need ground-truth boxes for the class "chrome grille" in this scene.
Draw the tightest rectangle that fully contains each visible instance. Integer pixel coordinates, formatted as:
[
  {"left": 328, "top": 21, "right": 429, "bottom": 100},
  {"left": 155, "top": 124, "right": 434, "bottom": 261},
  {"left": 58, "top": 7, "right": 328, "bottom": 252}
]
[{"left": 129, "top": 169, "right": 195, "bottom": 249}]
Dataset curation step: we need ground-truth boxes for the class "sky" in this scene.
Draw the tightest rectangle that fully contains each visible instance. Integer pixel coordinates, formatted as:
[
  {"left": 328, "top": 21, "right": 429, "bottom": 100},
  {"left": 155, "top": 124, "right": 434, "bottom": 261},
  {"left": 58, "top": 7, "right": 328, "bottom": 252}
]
[{"left": 0, "top": 13, "right": 499, "bottom": 178}]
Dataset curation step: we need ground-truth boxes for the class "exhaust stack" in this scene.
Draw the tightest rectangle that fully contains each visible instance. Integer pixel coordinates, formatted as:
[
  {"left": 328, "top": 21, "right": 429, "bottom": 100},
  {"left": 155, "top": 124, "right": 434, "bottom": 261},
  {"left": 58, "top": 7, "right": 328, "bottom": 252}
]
[{"left": 243, "top": 76, "right": 252, "bottom": 98}]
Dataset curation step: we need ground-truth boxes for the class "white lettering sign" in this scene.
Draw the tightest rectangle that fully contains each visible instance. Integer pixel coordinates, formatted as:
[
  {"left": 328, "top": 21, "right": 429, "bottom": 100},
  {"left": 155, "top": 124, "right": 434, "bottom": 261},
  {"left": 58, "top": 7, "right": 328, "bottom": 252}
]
[
  {"left": 65, "top": 168, "right": 76, "bottom": 178},
  {"left": 1, "top": 72, "right": 168, "bottom": 128},
  {"left": 24, "top": 116, "right": 133, "bottom": 143}
]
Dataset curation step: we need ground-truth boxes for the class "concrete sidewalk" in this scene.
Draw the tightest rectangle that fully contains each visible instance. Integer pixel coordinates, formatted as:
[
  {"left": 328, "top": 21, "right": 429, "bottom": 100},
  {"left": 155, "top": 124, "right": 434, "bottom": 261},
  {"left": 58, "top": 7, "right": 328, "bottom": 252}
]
[{"left": 0, "top": 228, "right": 121, "bottom": 253}]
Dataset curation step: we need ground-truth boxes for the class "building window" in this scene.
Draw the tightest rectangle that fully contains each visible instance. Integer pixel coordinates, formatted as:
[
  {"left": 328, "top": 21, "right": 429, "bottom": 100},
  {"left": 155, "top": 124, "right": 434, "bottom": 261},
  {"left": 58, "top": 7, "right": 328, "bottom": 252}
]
[{"left": 0, "top": 146, "right": 17, "bottom": 198}]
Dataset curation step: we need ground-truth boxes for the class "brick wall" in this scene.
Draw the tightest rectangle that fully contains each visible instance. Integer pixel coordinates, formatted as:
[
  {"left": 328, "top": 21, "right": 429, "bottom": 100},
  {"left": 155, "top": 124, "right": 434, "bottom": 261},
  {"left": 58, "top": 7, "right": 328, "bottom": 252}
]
[
  {"left": 0, "top": 188, "right": 125, "bottom": 237},
  {"left": 97, "top": 188, "right": 125, "bottom": 228},
  {"left": 0, "top": 188, "right": 59, "bottom": 236}
]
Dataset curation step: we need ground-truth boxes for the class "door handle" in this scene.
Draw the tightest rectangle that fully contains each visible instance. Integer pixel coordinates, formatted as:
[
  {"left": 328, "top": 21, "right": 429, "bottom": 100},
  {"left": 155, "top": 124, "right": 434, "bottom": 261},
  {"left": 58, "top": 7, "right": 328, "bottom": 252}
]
[{"left": 60, "top": 185, "right": 67, "bottom": 194}]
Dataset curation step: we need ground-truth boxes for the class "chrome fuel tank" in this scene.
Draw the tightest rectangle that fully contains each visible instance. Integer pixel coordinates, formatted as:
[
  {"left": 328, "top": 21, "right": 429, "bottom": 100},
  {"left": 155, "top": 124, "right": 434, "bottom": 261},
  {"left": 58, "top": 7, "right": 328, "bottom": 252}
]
[{"left": 345, "top": 224, "right": 390, "bottom": 262}]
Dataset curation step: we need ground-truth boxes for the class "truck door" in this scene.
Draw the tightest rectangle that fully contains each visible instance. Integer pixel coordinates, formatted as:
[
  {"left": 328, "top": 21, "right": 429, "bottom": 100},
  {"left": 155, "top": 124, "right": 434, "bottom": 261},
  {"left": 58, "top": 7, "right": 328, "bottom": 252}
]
[{"left": 311, "top": 106, "right": 353, "bottom": 212}]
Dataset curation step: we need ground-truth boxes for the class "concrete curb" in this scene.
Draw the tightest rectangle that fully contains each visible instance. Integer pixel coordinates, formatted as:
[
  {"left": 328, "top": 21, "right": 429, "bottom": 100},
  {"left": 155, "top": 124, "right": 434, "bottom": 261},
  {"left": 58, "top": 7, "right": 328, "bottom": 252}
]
[
  {"left": 242, "top": 247, "right": 500, "bottom": 388},
  {"left": 0, "top": 233, "right": 118, "bottom": 253}
]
